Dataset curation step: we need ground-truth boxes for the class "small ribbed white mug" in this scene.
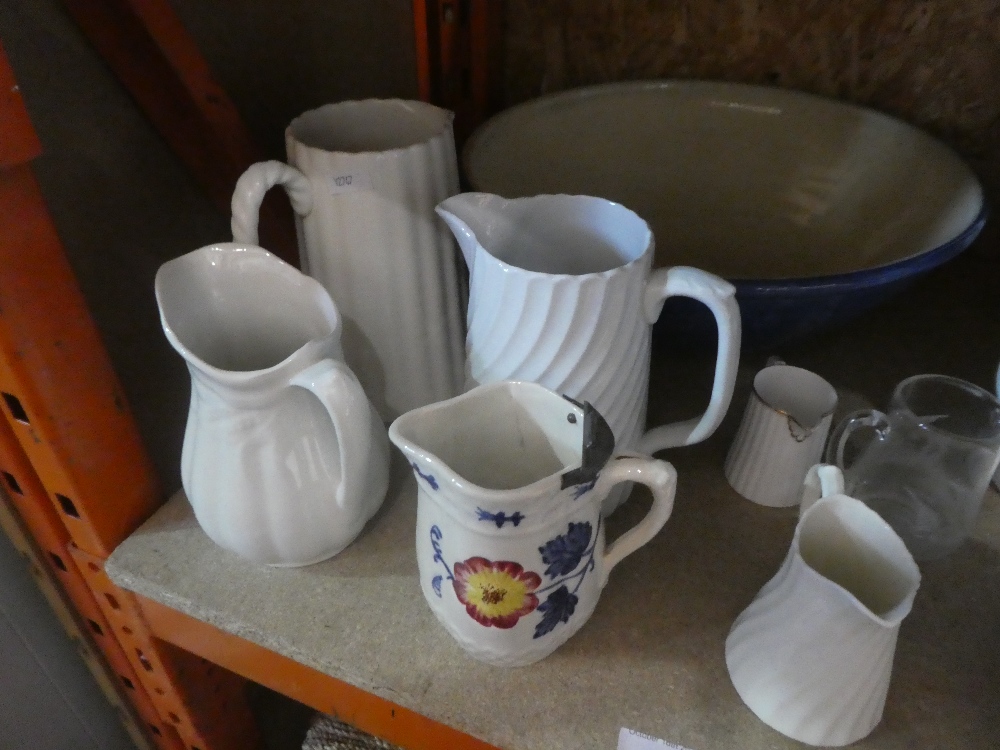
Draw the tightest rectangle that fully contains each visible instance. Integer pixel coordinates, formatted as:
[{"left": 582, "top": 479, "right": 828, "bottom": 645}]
[{"left": 725, "top": 361, "right": 837, "bottom": 507}]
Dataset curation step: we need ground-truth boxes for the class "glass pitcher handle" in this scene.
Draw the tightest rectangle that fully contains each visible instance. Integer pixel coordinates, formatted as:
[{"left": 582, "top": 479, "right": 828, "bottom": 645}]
[
  {"left": 638, "top": 266, "right": 741, "bottom": 453},
  {"left": 825, "top": 409, "right": 890, "bottom": 470}
]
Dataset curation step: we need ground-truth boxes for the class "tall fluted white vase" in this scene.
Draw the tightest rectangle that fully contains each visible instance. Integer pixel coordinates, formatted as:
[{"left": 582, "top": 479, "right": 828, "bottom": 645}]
[
  {"left": 725, "top": 494, "right": 920, "bottom": 746},
  {"left": 232, "top": 100, "right": 465, "bottom": 420}
]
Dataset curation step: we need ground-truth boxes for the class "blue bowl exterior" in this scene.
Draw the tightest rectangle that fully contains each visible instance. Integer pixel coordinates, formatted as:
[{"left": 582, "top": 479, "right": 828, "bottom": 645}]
[{"left": 654, "top": 205, "right": 988, "bottom": 351}]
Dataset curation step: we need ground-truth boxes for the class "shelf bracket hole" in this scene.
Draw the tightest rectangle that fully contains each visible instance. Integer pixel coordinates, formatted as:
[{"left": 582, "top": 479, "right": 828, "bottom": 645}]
[
  {"left": 49, "top": 552, "right": 67, "bottom": 572},
  {"left": 3, "top": 471, "right": 23, "bottom": 495},
  {"left": 2, "top": 393, "right": 29, "bottom": 423},
  {"left": 136, "top": 648, "right": 154, "bottom": 672},
  {"left": 55, "top": 494, "right": 80, "bottom": 518}
]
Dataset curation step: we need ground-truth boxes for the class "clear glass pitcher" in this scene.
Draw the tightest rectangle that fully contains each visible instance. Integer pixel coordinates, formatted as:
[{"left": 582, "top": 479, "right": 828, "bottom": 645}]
[{"left": 826, "top": 373, "right": 1000, "bottom": 560}]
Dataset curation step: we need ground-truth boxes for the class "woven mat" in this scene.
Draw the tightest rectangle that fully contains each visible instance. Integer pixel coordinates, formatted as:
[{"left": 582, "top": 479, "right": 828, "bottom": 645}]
[{"left": 301, "top": 715, "right": 404, "bottom": 750}]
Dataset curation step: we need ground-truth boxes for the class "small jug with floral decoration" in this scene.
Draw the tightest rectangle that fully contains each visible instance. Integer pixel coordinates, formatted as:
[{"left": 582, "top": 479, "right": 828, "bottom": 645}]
[{"left": 388, "top": 380, "right": 677, "bottom": 667}]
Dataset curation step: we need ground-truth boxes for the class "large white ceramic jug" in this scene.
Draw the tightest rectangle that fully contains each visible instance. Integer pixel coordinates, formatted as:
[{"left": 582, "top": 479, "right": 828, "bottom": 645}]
[
  {"left": 156, "top": 243, "right": 389, "bottom": 566},
  {"left": 436, "top": 193, "right": 741, "bottom": 514}
]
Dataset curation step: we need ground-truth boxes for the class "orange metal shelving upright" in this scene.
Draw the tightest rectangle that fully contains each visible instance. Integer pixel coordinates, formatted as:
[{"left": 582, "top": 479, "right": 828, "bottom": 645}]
[
  {"left": 414, "top": 0, "right": 505, "bottom": 143},
  {"left": 0, "top": 40, "right": 261, "bottom": 750},
  {"left": 0, "top": 4, "right": 507, "bottom": 749}
]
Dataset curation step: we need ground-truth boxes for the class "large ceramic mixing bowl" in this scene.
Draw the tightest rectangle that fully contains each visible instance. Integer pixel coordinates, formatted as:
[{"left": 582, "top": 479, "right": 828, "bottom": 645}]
[{"left": 464, "top": 81, "right": 986, "bottom": 350}]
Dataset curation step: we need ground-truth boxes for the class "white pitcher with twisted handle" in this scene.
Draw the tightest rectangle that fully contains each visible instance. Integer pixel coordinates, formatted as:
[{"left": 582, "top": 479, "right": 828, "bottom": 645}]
[{"left": 436, "top": 193, "right": 741, "bottom": 514}]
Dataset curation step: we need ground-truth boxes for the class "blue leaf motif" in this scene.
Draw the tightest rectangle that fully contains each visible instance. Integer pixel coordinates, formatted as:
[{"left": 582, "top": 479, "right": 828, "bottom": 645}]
[
  {"left": 571, "top": 478, "right": 597, "bottom": 500},
  {"left": 429, "top": 526, "right": 453, "bottom": 581},
  {"left": 411, "top": 461, "right": 439, "bottom": 490},
  {"left": 538, "top": 522, "right": 593, "bottom": 578},
  {"left": 476, "top": 508, "right": 525, "bottom": 528},
  {"left": 431, "top": 575, "right": 443, "bottom": 597},
  {"left": 533, "top": 586, "right": 578, "bottom": 639}
]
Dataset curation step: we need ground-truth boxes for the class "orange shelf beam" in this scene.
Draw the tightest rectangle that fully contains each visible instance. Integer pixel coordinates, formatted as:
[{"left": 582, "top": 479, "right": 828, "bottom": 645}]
[
  {"left": 56, "top": 0, "right": 256, "bottom": 213},
  {"left": 0, "top": 40, "right": 263, "bottom": 750},
  {"left": 138, "top": 596, "right": 503, "bottom": 750},
  {"left": 0, "top": 41, "right": 41, "bottom": 167},
  {"left": 0, "top": 161, "right": 161, "bottom": 558}
]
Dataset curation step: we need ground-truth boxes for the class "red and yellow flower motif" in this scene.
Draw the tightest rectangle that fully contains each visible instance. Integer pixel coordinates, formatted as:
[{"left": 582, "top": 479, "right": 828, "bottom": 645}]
[{"left": 452, "top": 557, "right": 542, "bottom": 629}]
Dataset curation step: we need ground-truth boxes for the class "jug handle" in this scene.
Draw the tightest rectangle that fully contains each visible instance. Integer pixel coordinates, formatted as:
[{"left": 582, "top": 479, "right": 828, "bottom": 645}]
[
  {"left": 289, "top": 359, "right": 374, "bottom": 510},
  {"left": 598, "top": 455, "right": 677, "bottom": 587},
  {"left": 799, "top": 463, "right": 846, "bottom": 515},
  {"left": 637, "top": 266, "right": 742, "bottom": 453},
  {"left": 231, "top": 160, "right": 314, "bottom": 245},
  {"left": 824, "top": 409, "right": 890, "bottom": 470}
]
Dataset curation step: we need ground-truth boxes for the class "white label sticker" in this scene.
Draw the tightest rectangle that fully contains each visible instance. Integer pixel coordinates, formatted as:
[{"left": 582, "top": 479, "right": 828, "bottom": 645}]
[
  {"left": 329, "top": 170, "right": 373, "bottom": 194},
  {"left": 618, "top": 727, "right": 694, "bottom": 750}
]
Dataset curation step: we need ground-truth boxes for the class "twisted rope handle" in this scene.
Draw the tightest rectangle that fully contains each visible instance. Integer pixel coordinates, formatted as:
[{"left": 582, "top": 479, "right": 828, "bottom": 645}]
[{"left": 231, "top": 160, "right": 313, "bottom": 244}]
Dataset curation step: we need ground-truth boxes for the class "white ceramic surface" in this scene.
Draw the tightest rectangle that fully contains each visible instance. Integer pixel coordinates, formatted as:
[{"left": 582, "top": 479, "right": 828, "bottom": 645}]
[
  {"left": 156, "top": 243, "right": 389, "bottom": 566},
  {"left": 231, "top": 99, "right": 466, "bottom": 420},
  {"left": 388, "top": 381, "right": 677, "bottom": 667},
  {"left": 436, "top": 192, "right": 740, "bottom": 515},
  {"left": 726, "top": 492, "right": 920, "bottom": 747},
  {"left": 464, "top": 80, "right": 983, "bottom": 279},
  {"left": 725, "top": 364, "right": 837, "bottom": 507}
]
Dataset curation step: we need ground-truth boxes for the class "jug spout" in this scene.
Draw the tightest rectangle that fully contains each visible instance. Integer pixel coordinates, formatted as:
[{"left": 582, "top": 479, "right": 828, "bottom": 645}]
[
  {"left": 155, "top": 242, "right": 342, "bottom": 378},
  {"left": 389, "top": 380, "right": 605, "bottom": 499},
  {"left": 435, "top": 192, "right": 508, "bottom": 273}
]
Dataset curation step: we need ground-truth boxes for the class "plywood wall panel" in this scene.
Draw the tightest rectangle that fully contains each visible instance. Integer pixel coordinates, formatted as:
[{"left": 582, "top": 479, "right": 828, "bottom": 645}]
[{"left": 504, "top": 1, "right": 1000, "bottom": 160}]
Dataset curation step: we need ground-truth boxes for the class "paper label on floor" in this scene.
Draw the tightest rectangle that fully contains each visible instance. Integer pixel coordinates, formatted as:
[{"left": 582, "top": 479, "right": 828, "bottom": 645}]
[
  {"left": 618, "top": 727, "right": 694, "bottom": 750},
  {"left": 329, "top": 170, "right": 373, "bottom": 194}
]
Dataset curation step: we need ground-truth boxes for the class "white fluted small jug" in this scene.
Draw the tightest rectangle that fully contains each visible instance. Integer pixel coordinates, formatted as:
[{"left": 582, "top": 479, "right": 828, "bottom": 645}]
[
  {"left": 725, "top": 468, "right": 920, "bottom": 746},
  {"left": 724, "top": 361, "right": 837, "bottom": 507}
]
